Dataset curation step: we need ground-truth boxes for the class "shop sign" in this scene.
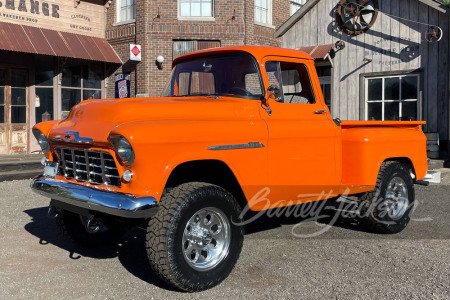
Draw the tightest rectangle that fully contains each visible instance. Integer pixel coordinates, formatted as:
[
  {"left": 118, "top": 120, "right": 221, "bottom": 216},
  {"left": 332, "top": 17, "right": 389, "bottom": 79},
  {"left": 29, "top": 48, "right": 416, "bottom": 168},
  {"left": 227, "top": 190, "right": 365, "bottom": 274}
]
[
  {"left": 115, "top": 73, "right": 131, "bottom": 99},
  {"left": 0, "top": 0, "right": 105, "bottom": 38},
  {"left": 130, "top": 44, "right": 141, "bottom": 62}
]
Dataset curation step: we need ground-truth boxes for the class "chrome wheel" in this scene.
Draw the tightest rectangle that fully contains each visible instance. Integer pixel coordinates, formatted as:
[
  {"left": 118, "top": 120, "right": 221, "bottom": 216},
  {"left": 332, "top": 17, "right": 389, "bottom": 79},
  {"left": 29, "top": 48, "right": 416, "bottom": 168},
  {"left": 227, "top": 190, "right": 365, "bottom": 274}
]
[
  {"left": 182, "top": 207, "right": 231, "bottom": 271},
  {"left": 385, "top": 177, "right": 409, "bottom": 220}
]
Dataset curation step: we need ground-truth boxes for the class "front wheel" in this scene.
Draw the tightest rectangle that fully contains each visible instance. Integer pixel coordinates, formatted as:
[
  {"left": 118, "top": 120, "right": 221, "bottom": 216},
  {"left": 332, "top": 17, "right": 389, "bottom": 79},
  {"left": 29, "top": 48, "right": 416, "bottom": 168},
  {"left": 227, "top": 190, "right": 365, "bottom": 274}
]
[
  {"left": 146, "top": 182, "right": 244, "bottom": 292},
  {"left": 358, "top": 162, "right": 415, "bottom": 234}
]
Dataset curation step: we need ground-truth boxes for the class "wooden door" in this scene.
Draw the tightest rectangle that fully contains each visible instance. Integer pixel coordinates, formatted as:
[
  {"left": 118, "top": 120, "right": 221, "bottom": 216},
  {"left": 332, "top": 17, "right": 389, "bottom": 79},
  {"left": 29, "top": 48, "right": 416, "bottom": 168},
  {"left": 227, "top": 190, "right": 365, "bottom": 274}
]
[
  {"left": 0, "top": 68, "right": 29, "bottom": 154},
  {"left": 0, "top": 69, "right": 6, "bottom": 154}
]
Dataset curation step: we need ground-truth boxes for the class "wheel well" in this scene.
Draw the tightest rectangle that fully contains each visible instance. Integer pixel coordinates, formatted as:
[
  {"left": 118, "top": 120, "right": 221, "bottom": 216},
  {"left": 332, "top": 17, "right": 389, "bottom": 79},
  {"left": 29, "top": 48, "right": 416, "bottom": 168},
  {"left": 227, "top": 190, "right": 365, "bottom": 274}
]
[
  {"left": 383, "top": 157, "right": 415, "bottom": 177},
  {"left": 164, "top": 160, "right": 247, "bottom": 209}
]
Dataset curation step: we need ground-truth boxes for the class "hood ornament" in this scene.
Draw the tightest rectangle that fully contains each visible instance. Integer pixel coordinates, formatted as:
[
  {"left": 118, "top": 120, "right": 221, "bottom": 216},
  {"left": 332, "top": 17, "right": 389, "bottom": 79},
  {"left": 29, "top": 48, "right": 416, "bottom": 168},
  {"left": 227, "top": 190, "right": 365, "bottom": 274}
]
[{"left": 53, "top": 131, "right": 94, "bottom": 144}]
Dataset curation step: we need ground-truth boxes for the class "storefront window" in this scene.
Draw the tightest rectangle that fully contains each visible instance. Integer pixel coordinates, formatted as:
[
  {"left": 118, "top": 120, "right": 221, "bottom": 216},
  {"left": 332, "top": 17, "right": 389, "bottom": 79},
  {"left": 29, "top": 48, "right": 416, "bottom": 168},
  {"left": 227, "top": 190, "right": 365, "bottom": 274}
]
[
  {"left": 61, "top": 60, "right": 104, "bottom": 119},
  {"left": 35, "top": 56, "right": 54, "bottom": 123},
  {"left": 365, "top": 74, "right": 419, "bottom": 121},
  {"left": 11, "top": 70, "right": 27, "bottom": 124}
]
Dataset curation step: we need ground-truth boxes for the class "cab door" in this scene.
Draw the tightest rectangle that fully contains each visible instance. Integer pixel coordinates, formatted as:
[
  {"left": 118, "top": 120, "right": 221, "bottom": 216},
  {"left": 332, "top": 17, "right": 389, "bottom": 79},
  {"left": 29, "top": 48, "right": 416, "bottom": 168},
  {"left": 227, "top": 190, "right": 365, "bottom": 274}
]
[{"left": 260, "top": 57, "right": 340, "bottom": 206}]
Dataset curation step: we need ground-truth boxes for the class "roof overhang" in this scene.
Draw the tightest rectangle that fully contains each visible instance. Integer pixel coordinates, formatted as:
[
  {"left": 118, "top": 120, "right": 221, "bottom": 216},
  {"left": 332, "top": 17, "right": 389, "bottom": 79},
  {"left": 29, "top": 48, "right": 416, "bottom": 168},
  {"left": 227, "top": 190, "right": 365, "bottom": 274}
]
[
  {"left": 0, "top": 22, "right": 122, "bottom": 64},
  {"left": 298, "top": 44, "right": 335, "bottom": 66}
]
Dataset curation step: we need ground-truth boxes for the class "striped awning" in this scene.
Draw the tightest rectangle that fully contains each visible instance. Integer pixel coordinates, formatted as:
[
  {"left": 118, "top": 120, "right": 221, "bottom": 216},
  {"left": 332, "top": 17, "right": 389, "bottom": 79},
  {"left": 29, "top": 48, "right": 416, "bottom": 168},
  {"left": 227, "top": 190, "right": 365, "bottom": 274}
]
[{"left": 0, "top": 22, "right": 122, "bottom": 64}]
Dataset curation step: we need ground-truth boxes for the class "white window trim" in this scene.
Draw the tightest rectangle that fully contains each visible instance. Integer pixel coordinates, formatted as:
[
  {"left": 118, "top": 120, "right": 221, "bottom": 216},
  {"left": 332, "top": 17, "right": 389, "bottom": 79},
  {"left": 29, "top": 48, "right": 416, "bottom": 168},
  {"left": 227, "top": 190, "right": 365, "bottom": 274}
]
[
  {"left": 254, "top": 0, "right": 273, "bottom": 27},
  {"left": 115, "top": 0, "right": 136, "bottom": 25},
  {"left": 364, "top": 74, "right": 420, "bottom": 121},
  {"left": 177, "top": 0, "right": 215, "bottom": 21}
]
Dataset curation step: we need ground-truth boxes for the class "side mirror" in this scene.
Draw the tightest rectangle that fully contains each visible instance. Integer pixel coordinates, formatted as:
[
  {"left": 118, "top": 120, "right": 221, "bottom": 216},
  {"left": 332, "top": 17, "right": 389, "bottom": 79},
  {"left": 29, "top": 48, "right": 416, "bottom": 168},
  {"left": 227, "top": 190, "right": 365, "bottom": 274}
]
[{"left": 267, "top": 85, "right": 282, "bottom": 102}]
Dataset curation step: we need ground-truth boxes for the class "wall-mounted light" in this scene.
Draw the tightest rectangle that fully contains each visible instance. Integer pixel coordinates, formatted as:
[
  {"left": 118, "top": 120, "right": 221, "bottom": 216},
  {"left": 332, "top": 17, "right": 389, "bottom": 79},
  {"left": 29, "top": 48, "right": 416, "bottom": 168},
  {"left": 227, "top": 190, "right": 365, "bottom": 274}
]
[
  {"left": 231, "top": 9, "right": 236, "bottom": 22},
  {"left": 156, "top": 56, "right": 165, "bottom": 70},
  {"left": 154, "top": 7, "right": 161, "bottom": 21}
]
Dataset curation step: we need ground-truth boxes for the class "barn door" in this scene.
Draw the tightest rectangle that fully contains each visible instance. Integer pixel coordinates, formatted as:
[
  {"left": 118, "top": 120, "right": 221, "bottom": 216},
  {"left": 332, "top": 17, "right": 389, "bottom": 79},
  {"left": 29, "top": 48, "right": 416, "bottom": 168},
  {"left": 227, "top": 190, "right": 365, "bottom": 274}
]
[{"left": 0, "top": 68, "right": 29, "bottom": 154}]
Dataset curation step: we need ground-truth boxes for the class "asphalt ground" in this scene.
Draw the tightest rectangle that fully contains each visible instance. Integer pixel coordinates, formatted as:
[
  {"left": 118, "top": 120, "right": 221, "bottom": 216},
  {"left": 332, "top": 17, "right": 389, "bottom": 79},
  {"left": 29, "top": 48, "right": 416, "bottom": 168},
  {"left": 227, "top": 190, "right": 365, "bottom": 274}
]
[{"left": 0, "top": 178, "right": 449, "bottom": 299}]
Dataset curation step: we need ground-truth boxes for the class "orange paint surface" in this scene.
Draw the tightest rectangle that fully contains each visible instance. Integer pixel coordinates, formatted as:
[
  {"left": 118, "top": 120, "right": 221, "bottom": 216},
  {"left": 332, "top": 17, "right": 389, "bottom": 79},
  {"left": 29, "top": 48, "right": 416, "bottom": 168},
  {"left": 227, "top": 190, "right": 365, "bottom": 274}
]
[{"left": 33, "top": 46, "right": 428, "bottom": 211}]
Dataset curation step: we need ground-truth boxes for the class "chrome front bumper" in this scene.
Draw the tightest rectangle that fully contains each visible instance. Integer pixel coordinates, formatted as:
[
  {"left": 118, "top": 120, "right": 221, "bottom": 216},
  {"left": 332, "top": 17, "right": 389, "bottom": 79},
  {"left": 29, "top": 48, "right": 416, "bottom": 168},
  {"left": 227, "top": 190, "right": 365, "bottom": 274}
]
[{"left": 31, "top": 175, "right": 159, "bottom": 219}]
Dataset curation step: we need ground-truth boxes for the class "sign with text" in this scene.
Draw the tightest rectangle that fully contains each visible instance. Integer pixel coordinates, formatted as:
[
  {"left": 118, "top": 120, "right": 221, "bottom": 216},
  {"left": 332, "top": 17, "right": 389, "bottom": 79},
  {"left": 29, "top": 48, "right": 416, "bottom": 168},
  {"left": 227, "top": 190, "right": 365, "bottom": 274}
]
[
  {"left": 130, "top": 44, "right": 141, "bottom": 61},
  {"left": 115, "top": 73, "right": 131, "bottom": 99},
  {"left": 0, "top": 0, "right": 105, "bottom": 38}
]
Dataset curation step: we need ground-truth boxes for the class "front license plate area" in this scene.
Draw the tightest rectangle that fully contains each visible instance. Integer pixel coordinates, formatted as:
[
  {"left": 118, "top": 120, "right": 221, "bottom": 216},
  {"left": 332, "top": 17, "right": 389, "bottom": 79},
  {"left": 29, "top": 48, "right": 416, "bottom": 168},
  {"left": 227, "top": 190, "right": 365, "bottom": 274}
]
[{"left": 44, "top": 161, "right": 59, "bottom": 179}]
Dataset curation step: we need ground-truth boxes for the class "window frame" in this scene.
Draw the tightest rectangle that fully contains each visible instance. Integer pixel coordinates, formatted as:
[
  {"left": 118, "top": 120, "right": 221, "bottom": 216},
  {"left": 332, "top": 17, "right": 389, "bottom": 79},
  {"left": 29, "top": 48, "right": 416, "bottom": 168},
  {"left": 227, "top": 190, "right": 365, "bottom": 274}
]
[
  {"left": 265, "top": 60, "right": 317, "bottom": 105},
  {"left": 255, "top": 0, "right": 273, "bottom": 28},
  {"left": 178, "top": 0, "right": 215, "bottom": 21},
  {"left": 115, "top": 0, "right": 136, "bottom": 25},
  {"left": 290, "top": 0, "right": 304, "bottom": 16},
  {"left": 363, "top": 72, "right": 421, "bottom": 121}
]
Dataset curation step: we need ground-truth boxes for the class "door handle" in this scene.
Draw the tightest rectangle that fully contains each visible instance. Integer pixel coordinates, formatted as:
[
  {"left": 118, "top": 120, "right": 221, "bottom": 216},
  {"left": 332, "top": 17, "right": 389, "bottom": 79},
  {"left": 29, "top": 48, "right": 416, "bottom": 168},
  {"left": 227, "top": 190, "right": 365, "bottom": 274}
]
[{"left": 313, "top": 110, "right": 328, "bottom": 114}]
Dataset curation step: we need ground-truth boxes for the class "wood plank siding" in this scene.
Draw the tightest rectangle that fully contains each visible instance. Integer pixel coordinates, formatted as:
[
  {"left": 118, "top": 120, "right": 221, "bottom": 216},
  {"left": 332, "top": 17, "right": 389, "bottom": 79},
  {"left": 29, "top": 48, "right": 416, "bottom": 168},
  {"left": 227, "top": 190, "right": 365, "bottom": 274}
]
[{"left": 280, "top": 0, "right": 450, "bottom": 149}]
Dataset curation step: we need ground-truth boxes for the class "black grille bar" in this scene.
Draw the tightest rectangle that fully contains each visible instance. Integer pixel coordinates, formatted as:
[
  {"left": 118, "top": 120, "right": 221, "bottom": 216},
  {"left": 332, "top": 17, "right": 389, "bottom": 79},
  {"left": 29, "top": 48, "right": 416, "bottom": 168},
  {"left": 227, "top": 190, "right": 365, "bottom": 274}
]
[{"left": 55, "top": 148, "right": 121, "bottom": 187}]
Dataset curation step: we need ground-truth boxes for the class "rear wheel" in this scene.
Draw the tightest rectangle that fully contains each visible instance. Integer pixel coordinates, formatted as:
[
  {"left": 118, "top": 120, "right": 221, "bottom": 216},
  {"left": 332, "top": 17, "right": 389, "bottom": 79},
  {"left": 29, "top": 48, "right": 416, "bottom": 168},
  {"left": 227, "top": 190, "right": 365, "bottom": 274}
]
[
  {"left": 358, "top": 162, "right": 415, "bottom": 234},
  {"left": 146, "top": 182, "right": 244, "bottom": 292}
]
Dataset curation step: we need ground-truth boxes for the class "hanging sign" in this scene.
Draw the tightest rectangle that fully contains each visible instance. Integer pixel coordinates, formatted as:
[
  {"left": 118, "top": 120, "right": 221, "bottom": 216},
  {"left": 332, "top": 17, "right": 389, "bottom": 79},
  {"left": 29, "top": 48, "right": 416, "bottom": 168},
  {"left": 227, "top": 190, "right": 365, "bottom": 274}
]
[
  {"left": 115, "top": 73, "right": 131, "bottom": 99},
  {"left": 130, "top": 44, "right": 141, "bottom": 61}
]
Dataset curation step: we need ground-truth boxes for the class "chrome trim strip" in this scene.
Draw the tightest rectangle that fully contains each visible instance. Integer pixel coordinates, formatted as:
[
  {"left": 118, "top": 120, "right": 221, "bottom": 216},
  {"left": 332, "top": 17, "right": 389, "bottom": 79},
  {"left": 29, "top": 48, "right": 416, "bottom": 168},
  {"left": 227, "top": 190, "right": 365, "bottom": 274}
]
[
  {"left": 52, "top": 131, "right": 94, "bottom": 143},
  {"left": 31, "top": 176, "right": 159, "bottom": 219},
  {"left": 207, "top": 142, "right": 265, "bottom": 151}
]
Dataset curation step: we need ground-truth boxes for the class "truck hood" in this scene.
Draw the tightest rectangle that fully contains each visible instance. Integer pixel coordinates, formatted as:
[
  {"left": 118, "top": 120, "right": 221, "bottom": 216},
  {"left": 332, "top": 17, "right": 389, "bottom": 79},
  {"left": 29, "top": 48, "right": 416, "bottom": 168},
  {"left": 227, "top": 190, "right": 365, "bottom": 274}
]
[{"left": 49, "top": 96, "right": 258, "bottom": 141}]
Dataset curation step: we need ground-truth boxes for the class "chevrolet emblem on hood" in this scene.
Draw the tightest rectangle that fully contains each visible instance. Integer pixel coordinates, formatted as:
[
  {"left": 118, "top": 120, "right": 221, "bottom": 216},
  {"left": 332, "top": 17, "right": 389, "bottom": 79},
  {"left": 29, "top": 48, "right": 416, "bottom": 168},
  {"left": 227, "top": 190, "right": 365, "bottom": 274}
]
[{"left": 53, "top": 131, "right": 94, "bottom": 144}]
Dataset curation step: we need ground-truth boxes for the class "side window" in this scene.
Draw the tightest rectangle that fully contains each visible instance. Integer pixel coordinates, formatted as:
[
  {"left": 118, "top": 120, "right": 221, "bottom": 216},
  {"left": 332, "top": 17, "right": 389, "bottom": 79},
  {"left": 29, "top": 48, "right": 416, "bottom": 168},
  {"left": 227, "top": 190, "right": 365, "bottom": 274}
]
[{"left": 265, "top": 61, "right": 316, "bottom": 104}]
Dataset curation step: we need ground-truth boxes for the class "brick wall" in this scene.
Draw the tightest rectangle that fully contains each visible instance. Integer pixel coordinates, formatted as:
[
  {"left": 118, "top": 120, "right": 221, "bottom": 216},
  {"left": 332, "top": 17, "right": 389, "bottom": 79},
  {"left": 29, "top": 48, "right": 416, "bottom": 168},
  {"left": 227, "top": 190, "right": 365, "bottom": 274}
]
[{"left": 106, "top": 0, "right": 291, "bottom": 97}]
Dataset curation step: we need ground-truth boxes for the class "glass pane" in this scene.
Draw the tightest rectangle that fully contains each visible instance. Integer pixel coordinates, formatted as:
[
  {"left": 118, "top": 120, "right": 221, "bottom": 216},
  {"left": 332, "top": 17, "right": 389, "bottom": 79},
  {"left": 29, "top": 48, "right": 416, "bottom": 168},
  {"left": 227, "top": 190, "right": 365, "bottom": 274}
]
[
  {"left": 62, "top": 63, "right": 81, "bottom": 87},
  {"left": 191, "top": 1, "right": 201, "bottom": 16},
  {"left": 0, "top": 106, "right": 4, "bottom": 123},
  {"left": 266, "top": 61, "right": 281, "bottom": 86},
  {"left": 367, "top": 79, "right": 382, "bottom": 101},
  {"left": 11, "top": 70, "right": 27, "bottom": 87},
  {"left": 402, "top": 76, "right": 418, "bottom": 100},
  {"left": 384, "top": 77, "right": 400, "bottom": 100},
  {"left": 245, "top": 73, "right": 263, "bottom": 95},
  {"left": 261, "top": 9, "right": 267, "bottom": 23},
  {"left": 201, "top": 2, "right": 212, "bottom": 16},
  {"left": 62, "top": 88, "right": 81, "bottom": 113},
  {"left": 255, "top": 8, "right": 261, "bottom": 22},
  {"left": 83, "top": 90, "right": 101, "bottom": 100},
  {"left": 323, "top": 84, "right": 331, "bottom": 107},
  {"left": 35, "top": 88, "right": 53, "bottom": 123},
  {"left": 35, "top": 56, "right": 54, "bottom": 86},
  {"left": 367, "top": 102, "right": 382, "bottom": 120},
  {"left": 402, "top": 101, "right": 417, "bottom": 121},
  {"left": 0, "top": 87, "right": 4, "bottom": 105},
  {"left": 0, "top": 69, "right": 5, "bottom": 86},
  {"left": 384, "top": 102, "right": 400, "bottom": 120},
  {"left": 11, "top": 88, "right": 26, "bottom": 105},
  {"left": 181, "top": 2, "right": 190, "bottom": 16},
  {"left": 11, "top": 106, "right": 26, "bottom": 123},
  {"left": 83, "top": 63, "right": 103, "bottom": 89}
]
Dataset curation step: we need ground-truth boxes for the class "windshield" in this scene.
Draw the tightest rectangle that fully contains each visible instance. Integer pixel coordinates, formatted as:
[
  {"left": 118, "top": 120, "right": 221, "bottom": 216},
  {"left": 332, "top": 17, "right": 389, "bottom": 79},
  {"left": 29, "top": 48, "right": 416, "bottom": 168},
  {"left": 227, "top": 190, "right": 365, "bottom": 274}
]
[{"left": 162, "top": 53, "right": 264, "bottom": 99}]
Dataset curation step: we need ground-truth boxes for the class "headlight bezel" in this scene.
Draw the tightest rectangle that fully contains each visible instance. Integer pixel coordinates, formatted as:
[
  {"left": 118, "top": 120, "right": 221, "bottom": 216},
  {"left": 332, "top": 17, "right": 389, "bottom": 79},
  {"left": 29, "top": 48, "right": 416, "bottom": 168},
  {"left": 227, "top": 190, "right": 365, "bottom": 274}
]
[
  {"left": 32, "top": 128, "right": 50, "bottom": 154},
  {"left": 108, "top": 134, "right": 135, "bottom": 166}
]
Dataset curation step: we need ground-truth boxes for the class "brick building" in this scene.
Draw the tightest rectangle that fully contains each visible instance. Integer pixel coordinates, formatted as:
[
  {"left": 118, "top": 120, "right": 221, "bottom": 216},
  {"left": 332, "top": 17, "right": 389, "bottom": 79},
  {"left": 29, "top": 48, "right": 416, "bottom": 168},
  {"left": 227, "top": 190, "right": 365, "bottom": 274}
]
[{"left": 106, "top": 0, "right": 295, "bottom": 98}]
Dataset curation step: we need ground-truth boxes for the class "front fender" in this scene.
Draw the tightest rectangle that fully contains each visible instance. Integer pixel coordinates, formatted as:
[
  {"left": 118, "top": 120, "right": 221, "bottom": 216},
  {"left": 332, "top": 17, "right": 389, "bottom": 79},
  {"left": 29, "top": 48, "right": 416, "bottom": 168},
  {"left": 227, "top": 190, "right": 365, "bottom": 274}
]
[{"left": 109, "top": 119, "right": 268, "bottom": 202}]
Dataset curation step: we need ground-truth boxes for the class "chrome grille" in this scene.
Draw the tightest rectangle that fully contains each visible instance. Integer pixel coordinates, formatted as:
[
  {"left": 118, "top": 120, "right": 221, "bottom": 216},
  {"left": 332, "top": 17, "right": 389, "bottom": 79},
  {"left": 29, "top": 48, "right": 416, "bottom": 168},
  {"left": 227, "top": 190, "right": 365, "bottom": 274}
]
[{"left": 55, "top": 148, "right": 121, "bottom": 187}]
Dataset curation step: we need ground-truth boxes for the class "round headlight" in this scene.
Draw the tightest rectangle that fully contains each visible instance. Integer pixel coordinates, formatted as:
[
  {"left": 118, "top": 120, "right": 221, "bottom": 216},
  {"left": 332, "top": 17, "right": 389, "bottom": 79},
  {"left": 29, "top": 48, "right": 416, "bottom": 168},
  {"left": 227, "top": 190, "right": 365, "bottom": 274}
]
[
  {"left": 32, "top": 129, "right": 50, "bottom": 154},
  {"left": 109, "top": 135, "right": 135, "bottom": 165}
]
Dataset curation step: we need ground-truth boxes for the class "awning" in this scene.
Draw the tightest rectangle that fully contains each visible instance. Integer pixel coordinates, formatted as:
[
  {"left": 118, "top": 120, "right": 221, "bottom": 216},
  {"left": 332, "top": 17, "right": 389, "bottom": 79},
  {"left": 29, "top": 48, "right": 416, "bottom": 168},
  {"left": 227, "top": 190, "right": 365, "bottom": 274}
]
[
  {"left": 298, "top": 44, "right": 335, "bottom": 61},
  {"left": 0, "top": 22, "right": 122, "bottom": 64}
]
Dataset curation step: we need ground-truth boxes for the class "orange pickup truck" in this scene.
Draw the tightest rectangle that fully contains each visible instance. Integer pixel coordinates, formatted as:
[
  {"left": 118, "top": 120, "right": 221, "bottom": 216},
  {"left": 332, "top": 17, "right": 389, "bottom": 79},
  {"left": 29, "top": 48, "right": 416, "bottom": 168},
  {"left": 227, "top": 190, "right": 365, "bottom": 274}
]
[{"left": 31, "top": 46, "right": 428, "bottom": 292}]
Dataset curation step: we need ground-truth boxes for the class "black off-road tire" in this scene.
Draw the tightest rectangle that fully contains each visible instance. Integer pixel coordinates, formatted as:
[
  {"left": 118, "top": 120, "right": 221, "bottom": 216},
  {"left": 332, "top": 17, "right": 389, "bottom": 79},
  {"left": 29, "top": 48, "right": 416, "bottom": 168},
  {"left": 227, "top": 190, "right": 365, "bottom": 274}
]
[
  {"left": 55, "top": 209, "right": 126, "bottom": 247},
  {"left": 358, "top": 162, "right": 415, "bottom": 234},
  {"left": 146, "top": 182, "right": 244, "bottom": 292}
]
